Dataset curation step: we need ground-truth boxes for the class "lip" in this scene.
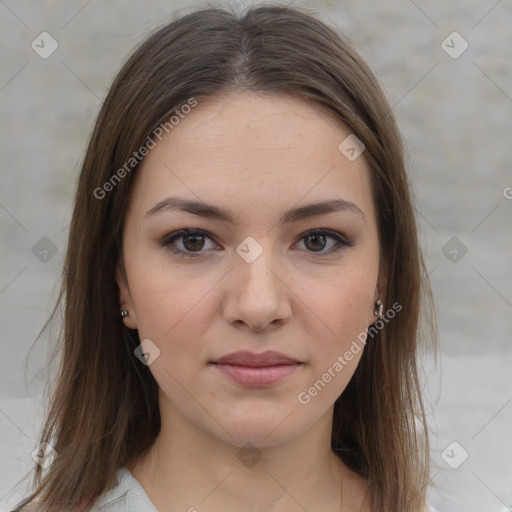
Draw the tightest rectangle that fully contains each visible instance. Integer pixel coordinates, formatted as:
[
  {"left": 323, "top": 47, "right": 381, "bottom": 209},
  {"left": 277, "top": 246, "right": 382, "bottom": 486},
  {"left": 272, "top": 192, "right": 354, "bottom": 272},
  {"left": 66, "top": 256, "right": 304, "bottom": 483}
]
[
  {"left": 212, "top": 350, "right": 301, "bottom": 366},
  {"left": 210, "top": 350, "right": 303, "bottom": 387}
]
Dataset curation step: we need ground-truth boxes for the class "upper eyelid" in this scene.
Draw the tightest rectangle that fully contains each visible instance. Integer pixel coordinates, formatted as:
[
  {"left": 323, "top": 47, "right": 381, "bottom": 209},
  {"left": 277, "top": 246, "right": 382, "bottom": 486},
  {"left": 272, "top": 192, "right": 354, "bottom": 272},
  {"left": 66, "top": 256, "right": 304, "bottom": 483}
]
[
  {"left": 162, "top": 229, "right": 220, "bottom": 246},
  {"left": 162, "top": 228, "right": 350, "bottom": 251}
]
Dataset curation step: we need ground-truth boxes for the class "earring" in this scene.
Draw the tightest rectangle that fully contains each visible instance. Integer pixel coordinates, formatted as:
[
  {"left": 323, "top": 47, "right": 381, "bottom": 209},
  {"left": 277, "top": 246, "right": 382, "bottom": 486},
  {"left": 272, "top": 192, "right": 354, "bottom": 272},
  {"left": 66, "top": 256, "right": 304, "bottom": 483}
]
[
  {"left": 120, "top": 310, "right": 129, "bottom": 318},
  {"left": 374, "top": 300, "right": 383, "bottom": 319}
]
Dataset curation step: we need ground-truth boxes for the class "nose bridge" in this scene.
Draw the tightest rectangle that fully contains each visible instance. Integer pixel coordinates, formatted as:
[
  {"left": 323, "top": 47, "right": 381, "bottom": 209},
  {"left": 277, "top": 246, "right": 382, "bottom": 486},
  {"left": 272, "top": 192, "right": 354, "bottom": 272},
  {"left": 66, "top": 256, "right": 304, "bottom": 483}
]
[
  {"left": 234, "top": 235, "right": 281, "bottom": 296},
  {"left": 223, "top": 235, "right": 292, "bottom": 329}
]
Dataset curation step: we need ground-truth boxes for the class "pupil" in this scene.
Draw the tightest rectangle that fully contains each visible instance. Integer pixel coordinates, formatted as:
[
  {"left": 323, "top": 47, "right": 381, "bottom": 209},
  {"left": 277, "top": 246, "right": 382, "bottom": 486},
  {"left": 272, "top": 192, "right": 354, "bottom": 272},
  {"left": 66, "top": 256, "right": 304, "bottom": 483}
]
[
  {"left": 183, "top": 234, "right": 204, "bottom": 252},
  {"left": 306, "top": 234, "right": 326, "bottom": 252},
  {"left": 181, "top": 234, "right": 327, "bottom": 253}
]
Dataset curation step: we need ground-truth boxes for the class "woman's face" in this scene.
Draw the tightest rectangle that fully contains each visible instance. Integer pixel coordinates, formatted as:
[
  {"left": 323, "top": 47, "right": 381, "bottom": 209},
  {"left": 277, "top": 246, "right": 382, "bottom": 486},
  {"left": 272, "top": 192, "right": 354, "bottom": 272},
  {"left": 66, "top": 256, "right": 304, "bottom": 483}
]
[{"left": 117, "top": 91, "right": 383, "bottom": 447}]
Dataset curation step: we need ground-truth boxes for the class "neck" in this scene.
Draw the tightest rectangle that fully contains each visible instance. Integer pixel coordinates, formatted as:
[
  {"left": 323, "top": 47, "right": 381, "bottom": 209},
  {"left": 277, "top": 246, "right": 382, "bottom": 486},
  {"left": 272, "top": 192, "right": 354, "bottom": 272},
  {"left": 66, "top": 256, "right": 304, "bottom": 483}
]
[{"left": 128, "top": 397, "right": 368, "bottom": 512}]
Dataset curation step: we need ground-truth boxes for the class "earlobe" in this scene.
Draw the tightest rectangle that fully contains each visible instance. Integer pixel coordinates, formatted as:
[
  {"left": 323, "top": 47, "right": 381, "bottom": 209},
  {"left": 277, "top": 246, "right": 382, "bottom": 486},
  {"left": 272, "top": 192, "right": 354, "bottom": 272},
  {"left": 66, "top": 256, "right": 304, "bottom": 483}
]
[
  {"left": 115, "top": 265, "right": 138, "bottom": 329},
  {"left": 370, "top": 266, "right": 387, "bottom": 325},
  {"left": 374, "top": 299, "right": 384, "bottom": 320},
  {"left": 375, "top": 255, "right": 389, "bottom": 307}
]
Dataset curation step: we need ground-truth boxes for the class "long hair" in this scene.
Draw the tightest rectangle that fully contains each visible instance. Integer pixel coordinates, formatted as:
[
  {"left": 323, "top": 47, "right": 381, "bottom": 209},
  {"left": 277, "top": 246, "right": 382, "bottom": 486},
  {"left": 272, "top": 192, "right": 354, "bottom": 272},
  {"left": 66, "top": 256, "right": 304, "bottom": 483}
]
[{"left": 13, "top": 4, "right": 437, "bottom": 511}]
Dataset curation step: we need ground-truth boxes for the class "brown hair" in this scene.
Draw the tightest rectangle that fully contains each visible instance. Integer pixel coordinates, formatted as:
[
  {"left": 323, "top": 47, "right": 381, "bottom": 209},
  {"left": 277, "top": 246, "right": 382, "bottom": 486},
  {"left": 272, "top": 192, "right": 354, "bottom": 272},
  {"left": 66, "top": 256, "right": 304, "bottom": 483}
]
[{"left": 13, "top": 4, "right": 437, "bottom": 511}]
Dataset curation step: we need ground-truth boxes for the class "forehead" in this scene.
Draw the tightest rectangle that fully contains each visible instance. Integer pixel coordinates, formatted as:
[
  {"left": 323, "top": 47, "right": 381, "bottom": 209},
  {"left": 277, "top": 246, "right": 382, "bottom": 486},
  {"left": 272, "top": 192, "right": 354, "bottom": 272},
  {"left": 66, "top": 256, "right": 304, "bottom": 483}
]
[{"left": 129, "top": 91, "right": 375, "bottom": 225}]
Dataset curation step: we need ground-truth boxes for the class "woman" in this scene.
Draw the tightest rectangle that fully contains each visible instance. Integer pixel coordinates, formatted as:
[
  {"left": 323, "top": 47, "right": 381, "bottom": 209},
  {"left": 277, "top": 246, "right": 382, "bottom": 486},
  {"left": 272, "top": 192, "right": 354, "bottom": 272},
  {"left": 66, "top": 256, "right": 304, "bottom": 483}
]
[{"left": 14, "top": 4, "right": 437, "bottom": 511}]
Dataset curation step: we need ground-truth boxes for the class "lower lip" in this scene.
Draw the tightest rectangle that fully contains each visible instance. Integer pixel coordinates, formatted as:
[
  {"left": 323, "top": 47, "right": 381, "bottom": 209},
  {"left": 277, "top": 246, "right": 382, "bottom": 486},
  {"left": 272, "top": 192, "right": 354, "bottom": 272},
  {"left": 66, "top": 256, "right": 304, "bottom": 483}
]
[{"left": 212, "top": 363, "right": 302, "bottom": 386}]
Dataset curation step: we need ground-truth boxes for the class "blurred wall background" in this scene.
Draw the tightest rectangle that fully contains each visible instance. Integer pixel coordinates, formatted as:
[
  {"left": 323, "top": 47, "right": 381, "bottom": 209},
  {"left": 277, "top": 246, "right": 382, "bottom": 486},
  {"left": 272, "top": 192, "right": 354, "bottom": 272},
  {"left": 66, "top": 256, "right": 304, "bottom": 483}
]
[{"left": 1, "top": 0, "right": 511, "bottom": 510}]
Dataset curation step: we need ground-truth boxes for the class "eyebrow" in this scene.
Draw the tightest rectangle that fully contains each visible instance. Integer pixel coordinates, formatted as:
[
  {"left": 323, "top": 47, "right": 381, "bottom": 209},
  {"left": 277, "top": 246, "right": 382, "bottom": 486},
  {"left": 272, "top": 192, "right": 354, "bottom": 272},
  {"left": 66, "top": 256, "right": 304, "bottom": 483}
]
[{"left": 145, "top": 196, "right": 365, "bottom": 224}]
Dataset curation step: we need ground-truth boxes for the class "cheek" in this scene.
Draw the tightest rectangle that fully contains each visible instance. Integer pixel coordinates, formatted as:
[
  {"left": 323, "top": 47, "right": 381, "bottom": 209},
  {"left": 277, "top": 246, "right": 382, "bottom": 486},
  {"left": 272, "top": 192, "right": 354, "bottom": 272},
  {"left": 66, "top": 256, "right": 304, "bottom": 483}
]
[
  {"left": 305, "top": 267, "right": 376, "bottom": 346},
  {"left": 124, "top": 238, "right": 217, "bottom": 336},
  {"left": 133, "top": 274, "right": 216, "bottom": 343},
  {"left": 296, "top": 268, "right": 376, "bottom": 408},
  {"left": 131, "top": 277, "right": 213, "bottom": 391}
]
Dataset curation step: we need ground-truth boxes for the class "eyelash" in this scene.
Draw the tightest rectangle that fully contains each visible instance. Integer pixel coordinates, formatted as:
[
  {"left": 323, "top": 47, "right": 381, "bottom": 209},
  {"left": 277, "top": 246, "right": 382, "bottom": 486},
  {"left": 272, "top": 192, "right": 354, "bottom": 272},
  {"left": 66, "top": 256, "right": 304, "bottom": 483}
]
[{"left": 160, "top": 228, "right": 353, "bottom": 259}]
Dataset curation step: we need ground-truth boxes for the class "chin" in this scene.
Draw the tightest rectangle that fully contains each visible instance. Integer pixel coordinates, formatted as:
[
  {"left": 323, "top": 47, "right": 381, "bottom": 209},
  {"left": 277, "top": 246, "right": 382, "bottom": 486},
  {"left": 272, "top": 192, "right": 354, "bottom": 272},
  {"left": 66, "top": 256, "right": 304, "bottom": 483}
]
[{"left": 205, "top": 409, "right": 312, "bottom": 449}]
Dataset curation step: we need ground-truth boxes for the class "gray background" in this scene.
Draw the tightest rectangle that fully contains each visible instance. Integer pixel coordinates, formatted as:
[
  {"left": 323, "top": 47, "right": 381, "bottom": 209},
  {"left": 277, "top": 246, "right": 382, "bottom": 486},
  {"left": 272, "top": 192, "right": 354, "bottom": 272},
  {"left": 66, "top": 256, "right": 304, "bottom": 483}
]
[{"left": 1, "top": 0, "right": 511, "bottom": 510}]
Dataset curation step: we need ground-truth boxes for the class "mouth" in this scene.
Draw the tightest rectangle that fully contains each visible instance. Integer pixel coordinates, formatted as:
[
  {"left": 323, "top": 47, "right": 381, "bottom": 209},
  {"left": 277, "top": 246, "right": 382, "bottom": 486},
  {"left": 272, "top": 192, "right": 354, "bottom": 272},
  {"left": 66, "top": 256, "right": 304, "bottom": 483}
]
[{"left": 210, "top": 350, "right": 304, "bottom": 387}]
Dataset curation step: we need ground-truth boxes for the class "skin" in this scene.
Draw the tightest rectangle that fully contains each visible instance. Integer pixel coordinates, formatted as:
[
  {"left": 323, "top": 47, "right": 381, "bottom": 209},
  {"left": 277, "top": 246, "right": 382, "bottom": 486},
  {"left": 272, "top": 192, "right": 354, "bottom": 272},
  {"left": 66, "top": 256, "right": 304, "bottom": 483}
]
[{"left": 117, "top": 91, "right": 383, "bottom": 511}]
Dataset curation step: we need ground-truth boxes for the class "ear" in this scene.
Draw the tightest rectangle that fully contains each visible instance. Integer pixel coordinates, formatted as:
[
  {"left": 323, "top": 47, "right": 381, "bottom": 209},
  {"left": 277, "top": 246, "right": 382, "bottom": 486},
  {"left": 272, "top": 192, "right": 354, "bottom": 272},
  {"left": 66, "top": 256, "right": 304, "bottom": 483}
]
[
  {"left": 370, "top": 253, "right": 389, "bottom": 323},
  {"left": 115, "top": 264, "right": 138, "bottom": 329}
]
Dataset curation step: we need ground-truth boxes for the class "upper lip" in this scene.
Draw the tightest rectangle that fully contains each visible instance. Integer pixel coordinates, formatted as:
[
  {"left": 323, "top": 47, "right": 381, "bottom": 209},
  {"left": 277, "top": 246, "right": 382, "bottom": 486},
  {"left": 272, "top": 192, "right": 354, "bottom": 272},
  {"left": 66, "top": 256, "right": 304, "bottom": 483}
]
[{"left": 211, "top": 350, "right": 302, "bottom": 367}]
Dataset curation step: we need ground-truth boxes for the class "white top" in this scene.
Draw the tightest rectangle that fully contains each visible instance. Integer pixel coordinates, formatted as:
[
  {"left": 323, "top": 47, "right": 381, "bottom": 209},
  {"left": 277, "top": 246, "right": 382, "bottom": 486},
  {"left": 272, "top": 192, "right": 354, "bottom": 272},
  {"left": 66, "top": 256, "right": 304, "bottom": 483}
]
[
  {"left": 92, "top": 467, "right": 437, "bottom": 512},
  {"left": 92, "top": 468, "right": 157, "bottom": 511}
]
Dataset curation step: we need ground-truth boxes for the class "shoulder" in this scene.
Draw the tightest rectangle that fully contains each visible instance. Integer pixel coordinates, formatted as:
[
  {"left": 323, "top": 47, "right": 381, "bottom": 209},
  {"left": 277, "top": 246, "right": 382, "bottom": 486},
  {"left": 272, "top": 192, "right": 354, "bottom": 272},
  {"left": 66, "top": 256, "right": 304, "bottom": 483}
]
[
  {"left": 89, "top": 468, "right": 131, "bottom": 511},
  {"left": 91, "top": 467, "right": 158, "bottom": 512},
  {"left": 26, "top": 468, "right": 155, "bottom": 512}
]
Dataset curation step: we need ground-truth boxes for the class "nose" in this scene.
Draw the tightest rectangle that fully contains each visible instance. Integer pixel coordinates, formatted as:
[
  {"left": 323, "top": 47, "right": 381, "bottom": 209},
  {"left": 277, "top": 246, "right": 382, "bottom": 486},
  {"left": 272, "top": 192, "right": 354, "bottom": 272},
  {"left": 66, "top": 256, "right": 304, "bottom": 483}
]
[{"left": 221, "top": 242, "right": 293, "bottom": 332}]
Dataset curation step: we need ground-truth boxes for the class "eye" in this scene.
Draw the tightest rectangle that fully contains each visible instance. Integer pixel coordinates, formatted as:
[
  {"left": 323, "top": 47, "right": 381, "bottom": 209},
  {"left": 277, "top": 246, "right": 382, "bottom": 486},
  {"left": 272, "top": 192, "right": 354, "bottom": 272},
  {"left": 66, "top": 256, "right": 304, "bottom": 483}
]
[
  {"left": 161, "top": 229, "right": 218, "bottom": 258},
  {"left": 294, "top": 229, "right": 352, "bottom": 255},
  {"left": 161, "top": 228, "right": 352, "bottom": 258}
]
